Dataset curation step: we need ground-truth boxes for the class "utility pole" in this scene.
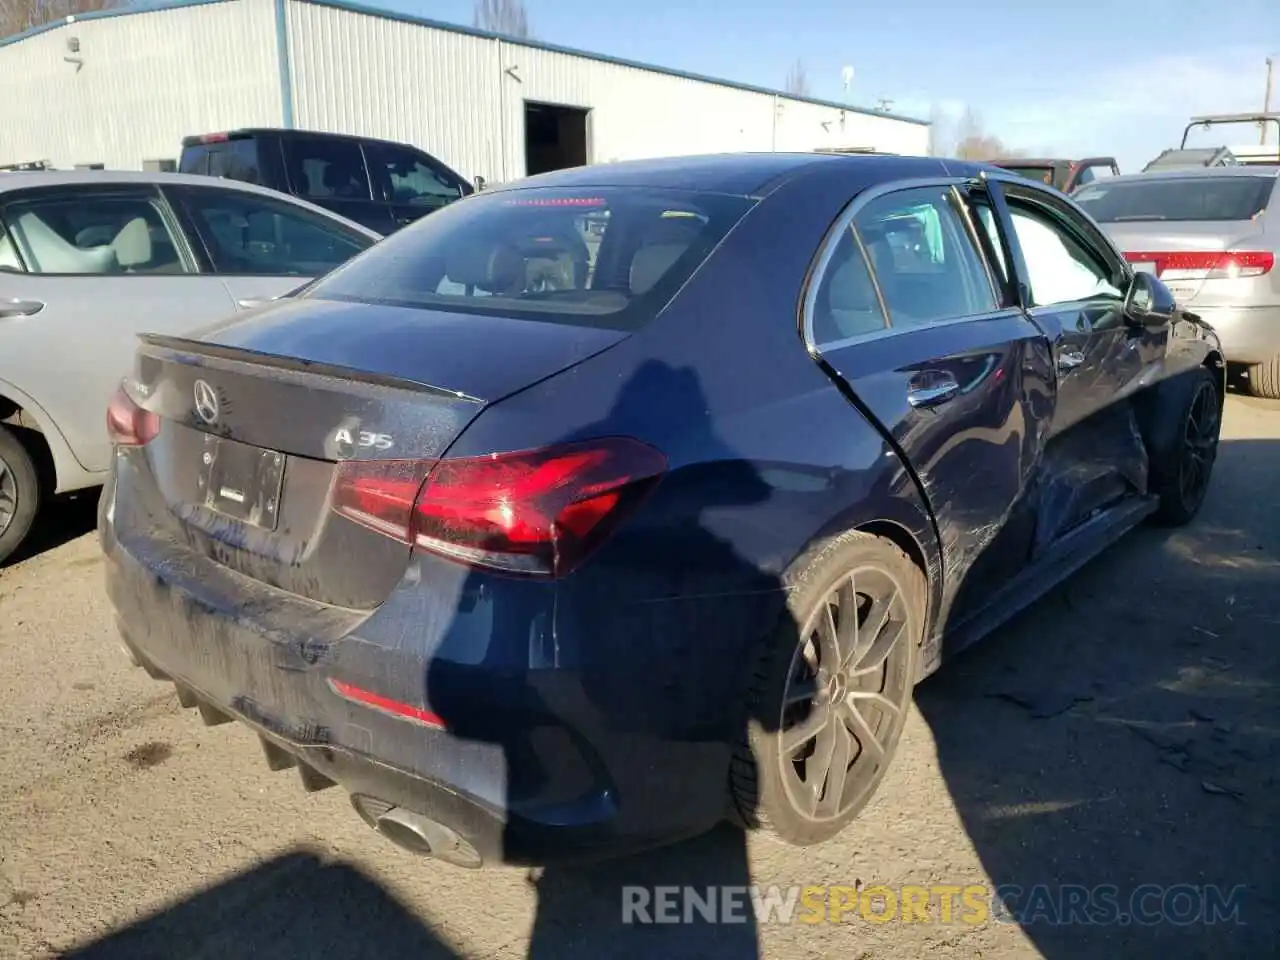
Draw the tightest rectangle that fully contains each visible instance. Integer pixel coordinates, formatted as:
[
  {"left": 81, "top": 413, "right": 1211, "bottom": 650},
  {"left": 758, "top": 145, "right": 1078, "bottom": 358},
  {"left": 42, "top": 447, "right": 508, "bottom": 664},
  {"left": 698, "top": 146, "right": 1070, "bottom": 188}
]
[{"left": 1264, "top": 56, "right": 1275, "bottom": 145}]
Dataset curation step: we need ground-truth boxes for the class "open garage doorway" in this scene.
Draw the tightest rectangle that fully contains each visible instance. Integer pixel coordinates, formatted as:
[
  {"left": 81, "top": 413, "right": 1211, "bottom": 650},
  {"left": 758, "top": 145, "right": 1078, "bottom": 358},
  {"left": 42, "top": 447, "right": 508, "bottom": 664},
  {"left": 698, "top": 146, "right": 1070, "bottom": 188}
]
[{"left": 524, "top": 101, "right": 590, "bottom": 176}]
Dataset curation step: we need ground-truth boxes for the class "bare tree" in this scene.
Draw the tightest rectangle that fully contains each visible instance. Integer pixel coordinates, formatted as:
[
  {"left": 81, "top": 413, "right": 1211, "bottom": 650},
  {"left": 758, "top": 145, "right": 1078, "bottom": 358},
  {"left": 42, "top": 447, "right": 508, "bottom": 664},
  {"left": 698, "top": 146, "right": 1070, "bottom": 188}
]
[
  {"left": 472, "top": 0, "right": 531, "bottom": 38},
  {"left": 1, "top": 0, "right": 118, "bottom": 39},
  {"left": 784, "top": 59, "right": 810, "bottom": 98},
  {"left": 952, "top": 106, "right": 1023, "bottom": 160},
  {"left": 927, "top": 103, "right": 951, "bottom": 157}
]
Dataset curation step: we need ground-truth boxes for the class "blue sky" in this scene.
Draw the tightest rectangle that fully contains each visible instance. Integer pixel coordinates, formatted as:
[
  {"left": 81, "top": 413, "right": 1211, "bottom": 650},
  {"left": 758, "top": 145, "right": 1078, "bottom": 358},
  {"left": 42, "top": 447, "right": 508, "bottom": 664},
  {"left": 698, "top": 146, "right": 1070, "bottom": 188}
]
[{"left": 385, "top": 0, "right": 1279, "bottom": 172}]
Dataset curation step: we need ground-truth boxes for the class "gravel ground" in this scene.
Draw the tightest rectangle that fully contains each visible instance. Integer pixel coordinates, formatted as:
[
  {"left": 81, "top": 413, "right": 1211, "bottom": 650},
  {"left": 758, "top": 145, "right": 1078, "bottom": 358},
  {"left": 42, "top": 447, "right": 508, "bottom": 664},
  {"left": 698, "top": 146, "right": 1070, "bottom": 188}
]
[{"left": 0, "top": 394, "right": 1275, "bottom": 960}]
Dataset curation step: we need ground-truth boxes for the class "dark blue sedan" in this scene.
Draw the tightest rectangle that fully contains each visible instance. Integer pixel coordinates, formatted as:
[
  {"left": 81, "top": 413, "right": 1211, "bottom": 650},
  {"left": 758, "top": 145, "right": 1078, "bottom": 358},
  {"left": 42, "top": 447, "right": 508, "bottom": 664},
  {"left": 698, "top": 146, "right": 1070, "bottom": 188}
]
[{"left": 100, "top": 153, "right": 1224, "bottom": 867}]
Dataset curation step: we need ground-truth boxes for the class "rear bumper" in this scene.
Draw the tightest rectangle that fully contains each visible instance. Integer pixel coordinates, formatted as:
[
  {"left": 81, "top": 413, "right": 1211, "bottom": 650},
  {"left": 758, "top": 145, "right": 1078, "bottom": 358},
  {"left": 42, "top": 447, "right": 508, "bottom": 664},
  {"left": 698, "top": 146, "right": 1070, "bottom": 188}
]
[
  {"left": 1190, "top": 304, "right": 1280, "bottom": 365},
  {"left": 98, "top": 464, "right": 733, "bottom": 866}
]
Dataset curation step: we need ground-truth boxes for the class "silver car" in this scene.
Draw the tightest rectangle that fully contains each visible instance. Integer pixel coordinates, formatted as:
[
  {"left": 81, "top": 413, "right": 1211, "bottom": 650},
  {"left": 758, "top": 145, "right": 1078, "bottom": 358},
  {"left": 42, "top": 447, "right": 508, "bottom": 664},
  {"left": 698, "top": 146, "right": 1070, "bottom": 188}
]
[
  {"left": 1074, "top": 166, "right": 1280, "bottom": 398},
  {"left": 0, "top": 170, "right": 380, "bottom": 563}
]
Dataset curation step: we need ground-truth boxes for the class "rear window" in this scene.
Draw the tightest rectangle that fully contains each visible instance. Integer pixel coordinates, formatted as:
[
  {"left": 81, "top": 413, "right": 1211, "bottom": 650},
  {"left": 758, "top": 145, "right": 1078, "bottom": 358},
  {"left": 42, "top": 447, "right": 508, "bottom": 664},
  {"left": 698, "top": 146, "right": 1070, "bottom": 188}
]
[
  {"left": 305, "top": 187, "right": 753, "bottom": 330},
  {"left": 179, "top": 139, "right": 262, "bottom": 183},
  {"left": 1074, "top": 177, "right": 1275, "bottom": 222}
]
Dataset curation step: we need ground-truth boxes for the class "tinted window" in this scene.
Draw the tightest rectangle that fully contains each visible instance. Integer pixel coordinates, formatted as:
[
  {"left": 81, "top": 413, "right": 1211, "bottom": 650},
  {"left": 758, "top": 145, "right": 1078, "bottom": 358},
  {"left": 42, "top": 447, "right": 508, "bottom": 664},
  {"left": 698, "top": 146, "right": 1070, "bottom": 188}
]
[
  {"left": 206, "top": 140, "right": 262, "bottom": 184},
  {"left": 810, "top": 229, "right": 887, "bottom": 344},
  {"left": 178, "top": 187, "right": 371, "bottom": 276},
  {"left": 1006, "top": 200, "right": 1124, "bottom": 306},
  {"left": 366, "top": 142, "right": 462, "bottom": 209},
  {"left": 1, "top": 193, "right": 189, "bottom": 275},
  {"left": 853, "top": 186, "right": 997, "bottom": 325},
  {"left": 1074, "top": 176, "right": 1275, "bottom": 222},
  {"left": 282, "top": 138, "right": 371, "bottom": 201},
  {"left": 306, "top": 187, "right": 753, "bottom": 330}
]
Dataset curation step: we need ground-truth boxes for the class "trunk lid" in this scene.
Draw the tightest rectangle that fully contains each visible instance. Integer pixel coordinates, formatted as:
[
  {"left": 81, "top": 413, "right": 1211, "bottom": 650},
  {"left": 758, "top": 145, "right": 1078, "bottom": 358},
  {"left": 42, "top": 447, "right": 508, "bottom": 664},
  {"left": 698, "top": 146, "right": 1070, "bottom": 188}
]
[
  {"left": 128, "top": 298, "right": 628, "bottom": 608},
  {"left": 1102, "top": 221, "right": 1272, "bottom": 305}
]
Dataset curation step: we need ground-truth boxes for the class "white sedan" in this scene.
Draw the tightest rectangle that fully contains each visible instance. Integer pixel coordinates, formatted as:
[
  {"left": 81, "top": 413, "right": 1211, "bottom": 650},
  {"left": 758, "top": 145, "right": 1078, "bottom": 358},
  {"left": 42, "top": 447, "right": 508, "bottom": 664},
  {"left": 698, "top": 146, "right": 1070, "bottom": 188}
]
[{"left": 0, "top": 170, "right": 381, "bottom": 563}]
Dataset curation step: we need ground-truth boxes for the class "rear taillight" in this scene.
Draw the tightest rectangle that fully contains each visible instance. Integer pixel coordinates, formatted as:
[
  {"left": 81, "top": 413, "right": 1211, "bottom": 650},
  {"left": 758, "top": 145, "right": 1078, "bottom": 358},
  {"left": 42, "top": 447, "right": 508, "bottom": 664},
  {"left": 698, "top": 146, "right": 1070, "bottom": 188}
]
[
  {"left": 331, "top": 437, "right": 667, "bottom": 578},
  {"left": 106, "top": 384, "right": 159, "bottom": 446},
  {"left": 1125, "top": 250, "right": 1275, "bottom": 280}
]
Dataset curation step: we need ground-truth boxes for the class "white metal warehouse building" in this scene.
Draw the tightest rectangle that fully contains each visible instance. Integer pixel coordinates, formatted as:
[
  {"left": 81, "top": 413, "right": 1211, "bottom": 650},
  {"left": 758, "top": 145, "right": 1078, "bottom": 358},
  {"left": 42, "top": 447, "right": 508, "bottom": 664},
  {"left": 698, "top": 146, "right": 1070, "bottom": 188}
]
[{"left": 0, "top": 0, "right": 929, "bottom": 182}]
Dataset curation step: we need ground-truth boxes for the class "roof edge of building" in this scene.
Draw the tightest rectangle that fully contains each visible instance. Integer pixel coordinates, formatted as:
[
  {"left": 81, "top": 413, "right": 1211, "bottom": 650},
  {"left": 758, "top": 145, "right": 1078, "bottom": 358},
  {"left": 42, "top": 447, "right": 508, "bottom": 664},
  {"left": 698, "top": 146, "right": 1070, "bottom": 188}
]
[{"left": 2, "top": 0, "right": 931, "bottom": 127}]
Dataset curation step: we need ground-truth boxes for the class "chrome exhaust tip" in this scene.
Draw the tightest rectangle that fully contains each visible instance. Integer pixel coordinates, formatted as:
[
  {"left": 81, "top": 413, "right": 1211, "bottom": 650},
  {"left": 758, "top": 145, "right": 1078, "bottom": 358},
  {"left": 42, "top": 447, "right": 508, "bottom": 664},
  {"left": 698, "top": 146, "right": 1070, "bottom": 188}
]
[{"left": 353, "top": 798, "right": 483, "bottom": 868}]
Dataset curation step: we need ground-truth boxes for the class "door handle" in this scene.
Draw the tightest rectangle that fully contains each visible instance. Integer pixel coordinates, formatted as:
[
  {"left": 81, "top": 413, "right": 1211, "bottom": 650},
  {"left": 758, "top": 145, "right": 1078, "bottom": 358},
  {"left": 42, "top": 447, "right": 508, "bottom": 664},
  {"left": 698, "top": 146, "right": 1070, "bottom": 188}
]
[
  {"left": 907, "top": 371, "right": 960, "bottom": 408},
  {"left": 1058, "top": 348, "right": 1086, "bottom": 371},
  {"left": 0, "top": 299, "right": 44, "bottom": 319}
]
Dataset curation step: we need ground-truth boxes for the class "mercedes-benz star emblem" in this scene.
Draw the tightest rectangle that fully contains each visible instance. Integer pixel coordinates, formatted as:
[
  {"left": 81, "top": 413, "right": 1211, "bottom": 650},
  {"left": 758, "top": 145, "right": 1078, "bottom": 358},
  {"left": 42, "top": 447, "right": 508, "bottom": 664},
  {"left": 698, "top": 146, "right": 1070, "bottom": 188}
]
[{"left": 193, "top": 379, "right": 219, "bottom": 425}]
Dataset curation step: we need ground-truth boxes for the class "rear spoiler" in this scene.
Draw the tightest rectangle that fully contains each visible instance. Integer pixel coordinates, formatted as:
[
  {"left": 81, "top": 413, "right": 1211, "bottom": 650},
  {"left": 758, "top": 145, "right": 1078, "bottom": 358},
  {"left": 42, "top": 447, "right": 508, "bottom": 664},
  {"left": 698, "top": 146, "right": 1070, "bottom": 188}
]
[{"left": 136, "top": 332, "right": 482, "bottom": 402}]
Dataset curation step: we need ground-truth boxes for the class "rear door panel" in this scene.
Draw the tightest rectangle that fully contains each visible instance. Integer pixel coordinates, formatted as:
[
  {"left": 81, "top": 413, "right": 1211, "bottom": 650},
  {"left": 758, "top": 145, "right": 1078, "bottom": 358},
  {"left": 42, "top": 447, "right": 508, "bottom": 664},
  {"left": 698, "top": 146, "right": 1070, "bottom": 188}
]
[{"left": 806, "top": 178, "right": 1056, "bottom": 629}]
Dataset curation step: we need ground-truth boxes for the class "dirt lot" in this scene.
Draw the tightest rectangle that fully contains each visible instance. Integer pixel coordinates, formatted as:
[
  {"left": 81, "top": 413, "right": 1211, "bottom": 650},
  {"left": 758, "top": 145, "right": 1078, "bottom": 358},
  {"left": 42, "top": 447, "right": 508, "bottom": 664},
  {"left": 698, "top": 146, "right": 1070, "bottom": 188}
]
[{"left": 0, "top": 395, "right": 1275, "bottom": 960}]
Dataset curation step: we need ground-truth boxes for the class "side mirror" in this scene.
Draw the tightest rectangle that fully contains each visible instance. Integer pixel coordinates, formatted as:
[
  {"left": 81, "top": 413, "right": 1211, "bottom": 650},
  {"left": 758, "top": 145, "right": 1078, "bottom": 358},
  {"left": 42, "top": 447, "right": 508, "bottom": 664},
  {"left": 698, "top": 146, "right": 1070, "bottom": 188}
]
[
  {"left": 473, "top": 175, "right": 487, "bottom": 191},
  {"left": 1124, "top": 270, "right": 1176, "bottom": 327}
]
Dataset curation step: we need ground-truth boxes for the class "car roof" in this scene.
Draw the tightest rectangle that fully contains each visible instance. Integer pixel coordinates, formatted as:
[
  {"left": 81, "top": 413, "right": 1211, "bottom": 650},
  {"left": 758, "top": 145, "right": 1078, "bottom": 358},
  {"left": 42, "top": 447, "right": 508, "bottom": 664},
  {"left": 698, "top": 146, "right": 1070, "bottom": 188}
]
[
  {"left": 180, "top": 127, "right": 420, "bottom": 150},
  {"left": 0, "top": 169, "right": 383, "bottom": 238},
  {"left": 1094, "top": 165, "right": 1280, "bottom": 186},
  {"left": 483, "top": 152, "right": 959, "bottom": 197}
]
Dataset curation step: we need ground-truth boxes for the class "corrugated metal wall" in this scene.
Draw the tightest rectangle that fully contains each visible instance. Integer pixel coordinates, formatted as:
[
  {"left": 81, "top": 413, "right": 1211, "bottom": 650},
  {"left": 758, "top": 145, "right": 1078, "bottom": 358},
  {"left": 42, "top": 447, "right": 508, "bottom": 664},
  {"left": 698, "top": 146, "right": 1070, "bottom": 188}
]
[
  {"left": 286, "top": 1, "right": 501, "bottom": 182},
  {"left": 0, "top": 0, "right": 281, "bottom": 170},
  {"left": 0, "top": 0, "right": 928, "bottom": 175},
  {"left": 285, "top": 1, "right": 928, "bottom": 183}
]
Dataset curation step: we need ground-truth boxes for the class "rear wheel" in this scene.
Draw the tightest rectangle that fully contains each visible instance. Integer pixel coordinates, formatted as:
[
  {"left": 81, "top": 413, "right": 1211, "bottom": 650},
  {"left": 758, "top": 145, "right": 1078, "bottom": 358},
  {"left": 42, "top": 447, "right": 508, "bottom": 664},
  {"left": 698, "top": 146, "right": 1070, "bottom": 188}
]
[
  {"left": 1148, "top": 367, "right": 1221, "bottom": 527},
  {"left": 0, "top": 426, "right": 40, "bottom": 565},
  {"left": 730, "top": 531, "right": 925, "bottom": 845},
  {"left": 1246, "top": 355, "right": 1280, "bottom": 400}
]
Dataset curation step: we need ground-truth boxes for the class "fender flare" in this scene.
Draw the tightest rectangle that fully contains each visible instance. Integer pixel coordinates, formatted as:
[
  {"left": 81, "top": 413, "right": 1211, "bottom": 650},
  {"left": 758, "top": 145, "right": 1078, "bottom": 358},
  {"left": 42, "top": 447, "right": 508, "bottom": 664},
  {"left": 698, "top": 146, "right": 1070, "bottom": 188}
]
[{"left": 0, "top": 377, "right": 91, "bottom": 494}]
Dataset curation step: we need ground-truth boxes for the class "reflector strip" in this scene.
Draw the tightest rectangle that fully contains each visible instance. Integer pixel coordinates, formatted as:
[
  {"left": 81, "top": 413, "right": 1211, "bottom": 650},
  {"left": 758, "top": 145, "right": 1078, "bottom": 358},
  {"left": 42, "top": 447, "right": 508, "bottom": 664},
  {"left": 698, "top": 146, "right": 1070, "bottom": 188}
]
[{"left": 328, "top": 679, "right": 446, "bottom": 729}]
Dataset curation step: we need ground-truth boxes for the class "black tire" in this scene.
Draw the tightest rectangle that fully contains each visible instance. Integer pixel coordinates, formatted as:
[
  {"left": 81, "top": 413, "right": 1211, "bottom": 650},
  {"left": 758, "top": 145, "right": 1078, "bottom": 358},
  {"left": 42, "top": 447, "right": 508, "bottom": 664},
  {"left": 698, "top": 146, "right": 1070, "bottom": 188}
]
[
  {"left": 0, "top": 425, "right": 41, "bottom": 565},
  {"left": 730, "top": 531, "right": 925, "bottom": 845},
  {"left": 1246, "top": 355, "right": 1280, "bottom": 400},
  {"left": 1147, "top": 367, "right": 1221, "bottom": 527}
]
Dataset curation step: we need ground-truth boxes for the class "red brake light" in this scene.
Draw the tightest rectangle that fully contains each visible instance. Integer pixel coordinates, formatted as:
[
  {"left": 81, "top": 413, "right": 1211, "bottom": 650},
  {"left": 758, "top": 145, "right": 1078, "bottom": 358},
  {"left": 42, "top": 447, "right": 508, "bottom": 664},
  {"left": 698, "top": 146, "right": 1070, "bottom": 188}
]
[
  {"left": 106, "top": 384, "right": 159, "bottom": 446},
  {"left": 331, "top": 437, "right": 667, "bottom": 578},
  {"left": 1125, "top": 250, "right": 1274, "bottom": 279},
  {"left": 199, "top": 132, "right": 230, "bottom": 143}
]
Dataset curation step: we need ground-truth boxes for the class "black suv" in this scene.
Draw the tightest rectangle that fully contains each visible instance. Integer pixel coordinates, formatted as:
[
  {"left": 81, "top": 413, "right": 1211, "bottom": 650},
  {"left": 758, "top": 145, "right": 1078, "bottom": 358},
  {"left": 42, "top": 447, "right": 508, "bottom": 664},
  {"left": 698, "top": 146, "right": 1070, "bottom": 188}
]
[{"left": 179, "top": 128, "right": 474, "bottom": 235}]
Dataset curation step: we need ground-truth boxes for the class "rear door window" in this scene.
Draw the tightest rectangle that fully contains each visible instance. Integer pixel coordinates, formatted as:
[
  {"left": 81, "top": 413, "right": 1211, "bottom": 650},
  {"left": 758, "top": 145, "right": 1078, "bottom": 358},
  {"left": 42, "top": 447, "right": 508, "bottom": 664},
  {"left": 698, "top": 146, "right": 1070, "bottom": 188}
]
[
  {"left": 852, "top": 186, "right": 998, "bottom": 326},
  {"left": 281, "top": 138, "right": 372, "bottom": 202},
  {"left": 1074, "top": 177, "right": 1275, "bottom": 222},
  {"left": 305, "top": 187, "right": 754, "bottom": 330},
  {"left": 170, "top": 185, "right": 372, "bottom": 276},
  {"left": 1, "top": 190, "right": 192, "bottom": 275}
]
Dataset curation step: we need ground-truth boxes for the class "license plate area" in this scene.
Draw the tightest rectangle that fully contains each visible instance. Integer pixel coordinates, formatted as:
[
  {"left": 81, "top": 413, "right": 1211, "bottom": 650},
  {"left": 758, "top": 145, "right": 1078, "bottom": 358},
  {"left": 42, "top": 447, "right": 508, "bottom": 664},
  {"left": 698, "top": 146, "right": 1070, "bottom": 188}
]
[{"left": 197, "top": 434, "right": 285, "bottom": 531}]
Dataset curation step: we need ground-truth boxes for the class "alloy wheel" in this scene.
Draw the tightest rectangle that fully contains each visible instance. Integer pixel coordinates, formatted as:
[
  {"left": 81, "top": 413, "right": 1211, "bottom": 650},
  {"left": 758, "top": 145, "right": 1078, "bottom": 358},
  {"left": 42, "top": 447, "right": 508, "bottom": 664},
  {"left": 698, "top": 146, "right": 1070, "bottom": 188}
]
[
  {"left": 1179, "top": 381, "right": 1219, "bottom": 510},
  {"left": 0, "top": 455, "right": 16, "bottom": 538},
  {"left": 777, "top": 565, "right": 912, "bottom": 823}
]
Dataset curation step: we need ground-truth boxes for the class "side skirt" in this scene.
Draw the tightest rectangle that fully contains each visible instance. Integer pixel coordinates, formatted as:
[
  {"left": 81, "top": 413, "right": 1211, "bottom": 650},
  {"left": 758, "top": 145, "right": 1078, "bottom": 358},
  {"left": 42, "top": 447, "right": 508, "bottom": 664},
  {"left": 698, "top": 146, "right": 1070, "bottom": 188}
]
[{"left": 918, "top": 494, "right": 1158, "bottom": 679}]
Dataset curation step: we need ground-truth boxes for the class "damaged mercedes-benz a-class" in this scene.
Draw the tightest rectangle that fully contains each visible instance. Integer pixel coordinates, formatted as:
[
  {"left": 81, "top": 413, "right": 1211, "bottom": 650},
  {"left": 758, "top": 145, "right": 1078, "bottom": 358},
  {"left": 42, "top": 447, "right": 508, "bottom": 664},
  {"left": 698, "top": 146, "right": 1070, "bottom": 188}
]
[{"left": 99, "top": 153, "right": 1224, "bottom": 867}]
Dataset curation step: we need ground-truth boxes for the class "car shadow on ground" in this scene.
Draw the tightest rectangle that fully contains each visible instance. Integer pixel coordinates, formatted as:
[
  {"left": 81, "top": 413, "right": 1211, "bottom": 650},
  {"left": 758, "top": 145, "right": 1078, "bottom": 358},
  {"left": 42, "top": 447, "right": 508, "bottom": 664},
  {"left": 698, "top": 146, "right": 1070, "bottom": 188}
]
[
  {"left": 56, "top": 849, "right": 459, "bottom": 960},
  {"left": 916, "top": 435, "right": 1278, "bottom": 956},
  {"left": 1, "top": 490, "right": 99, "bottom": 568}
]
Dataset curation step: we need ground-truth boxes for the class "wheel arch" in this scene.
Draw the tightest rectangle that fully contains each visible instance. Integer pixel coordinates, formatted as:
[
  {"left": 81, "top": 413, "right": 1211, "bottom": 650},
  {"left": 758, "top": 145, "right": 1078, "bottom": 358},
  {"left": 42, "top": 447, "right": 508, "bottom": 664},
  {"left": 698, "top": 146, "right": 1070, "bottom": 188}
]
[
  {"left": 794, "top": 488, "right": 944, "bottom": 651},
  {"left": 0, "top": 378, "right": 90, "bottom": 494}
]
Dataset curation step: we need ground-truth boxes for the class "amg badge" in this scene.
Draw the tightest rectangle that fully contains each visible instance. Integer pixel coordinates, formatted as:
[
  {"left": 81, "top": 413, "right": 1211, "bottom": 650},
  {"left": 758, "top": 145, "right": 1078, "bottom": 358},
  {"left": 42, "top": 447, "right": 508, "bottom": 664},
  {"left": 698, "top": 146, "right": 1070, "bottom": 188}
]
[{"left": 333, "top": 428, "right": 394, "bottom": 452}]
